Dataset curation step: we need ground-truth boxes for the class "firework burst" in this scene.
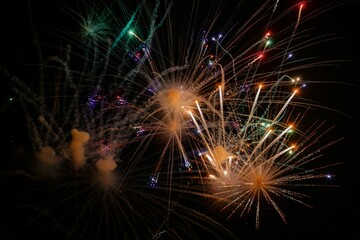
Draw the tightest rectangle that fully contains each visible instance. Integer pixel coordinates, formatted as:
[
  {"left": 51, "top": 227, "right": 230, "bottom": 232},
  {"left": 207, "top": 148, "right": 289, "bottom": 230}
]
[
  {"left": 188, "top": 81, "right": 342, "bottom": 229},
  {"left": 1, "top": 0, "right": 347, "bottom": 239}
]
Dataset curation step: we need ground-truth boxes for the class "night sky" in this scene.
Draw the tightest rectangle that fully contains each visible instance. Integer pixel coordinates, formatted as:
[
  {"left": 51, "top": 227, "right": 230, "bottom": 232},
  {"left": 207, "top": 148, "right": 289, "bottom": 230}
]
[{"left": 0, "top": 0, "right": 359, "bottom": 239}]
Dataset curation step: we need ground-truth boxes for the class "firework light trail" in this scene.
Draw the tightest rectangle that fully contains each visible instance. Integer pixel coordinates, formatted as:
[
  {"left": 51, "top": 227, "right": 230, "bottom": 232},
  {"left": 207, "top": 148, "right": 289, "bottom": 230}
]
[{"left": 0, "top": 0, "right": 347, "bottom": 239}]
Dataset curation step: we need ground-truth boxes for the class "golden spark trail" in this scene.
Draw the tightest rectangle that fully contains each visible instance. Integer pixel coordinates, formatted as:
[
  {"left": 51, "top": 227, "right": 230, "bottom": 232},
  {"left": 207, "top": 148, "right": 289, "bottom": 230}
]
[
  {"left": 271, "top": 90, "right": 297, "bottom": 125},
  {"left": 250, "top": 125, "right": 293, "bottom": 163},
  {"left": 239, "top": 85, "right": 262, "bottom": 150}
]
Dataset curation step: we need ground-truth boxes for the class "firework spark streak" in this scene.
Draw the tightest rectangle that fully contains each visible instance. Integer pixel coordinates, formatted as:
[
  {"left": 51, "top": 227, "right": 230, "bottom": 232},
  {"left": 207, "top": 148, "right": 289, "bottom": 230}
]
[{"left": 0, "top": 0, "right": 347, "bottom": 239}]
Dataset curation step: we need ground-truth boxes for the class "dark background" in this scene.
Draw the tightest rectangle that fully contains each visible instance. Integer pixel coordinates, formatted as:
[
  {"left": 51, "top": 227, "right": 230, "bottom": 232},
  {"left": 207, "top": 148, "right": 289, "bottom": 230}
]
[{"left": 0, "top": 0, "right": 359, "bottom": 239}]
